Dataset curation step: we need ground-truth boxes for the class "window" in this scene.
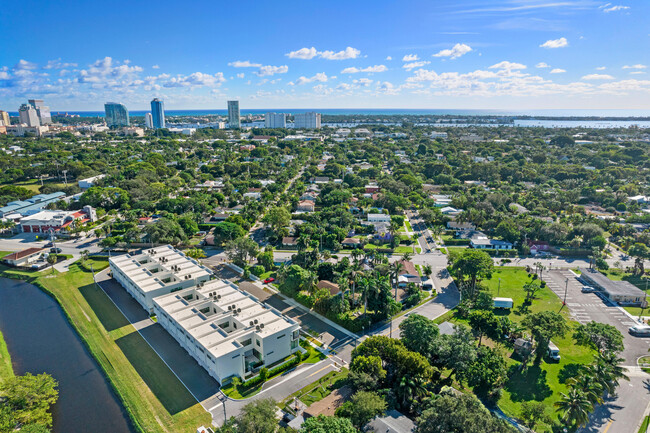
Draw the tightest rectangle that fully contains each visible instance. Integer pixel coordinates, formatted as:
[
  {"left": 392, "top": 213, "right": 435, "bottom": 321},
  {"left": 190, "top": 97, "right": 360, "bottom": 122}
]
[
  {"left": 240, "top": 338, "right": 252, "bottom": 347},
  {"left": 266, "top": 351, "right": 274, "bottom": 356},
  {"left": 256, "top": 340, "right": 260, "bottom": 347},
  {"left": 277, "top": 334, "right": 285, "bottom": 340}
]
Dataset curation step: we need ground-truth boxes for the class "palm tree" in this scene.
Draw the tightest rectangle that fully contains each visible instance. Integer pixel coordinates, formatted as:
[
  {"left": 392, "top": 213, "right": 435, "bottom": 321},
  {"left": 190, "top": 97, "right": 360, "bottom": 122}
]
[
  {"left": 593, "top": 352, "right": 628, "bottom": 395},
  {"left": 396, "top": 375, "right": 428, "bottom": 412},
  {"left": 402, "top": 252, "right": 413, "bottom": 262},
  {"left": 351, "top": 248, "right": 362, "bottom": 265},
  {"left": 555, "top": 387, "right": 593, "bottom": 429},
  {"left": 423, "top": 264, "right": 433, "bottom": 280},
  {"left": 411, "top": 233, "right": 420, "bottom": 254},
  {"left": 47, "top": 254, "right": 57, "bottom": 274},
  {"left": 568, "top": 372, "right": 603, "bottom": 406},
  {"left": 390, "top": 261, "right": 405, "bottom": 290}
]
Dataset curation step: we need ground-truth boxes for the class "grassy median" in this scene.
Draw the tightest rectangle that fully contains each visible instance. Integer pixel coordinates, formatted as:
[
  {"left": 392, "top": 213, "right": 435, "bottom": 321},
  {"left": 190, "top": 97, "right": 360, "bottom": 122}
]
[{"left": 0, "top": 259, "right": 210, "bottom": 433}]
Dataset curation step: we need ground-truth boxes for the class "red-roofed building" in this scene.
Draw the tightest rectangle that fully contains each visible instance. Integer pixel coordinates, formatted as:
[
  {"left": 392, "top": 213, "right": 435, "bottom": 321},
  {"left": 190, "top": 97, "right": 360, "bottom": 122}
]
[
  {"left": 19, "top": 206, "right": 96, "bottom": 234},
  {"left": 2, "top": 248, "right": 44, "bottom": 267}
]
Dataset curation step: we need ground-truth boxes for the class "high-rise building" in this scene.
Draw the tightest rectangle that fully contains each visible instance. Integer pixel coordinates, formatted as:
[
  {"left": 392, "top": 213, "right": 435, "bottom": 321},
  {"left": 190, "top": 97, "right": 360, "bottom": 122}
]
[
  {"left": 0, "top": 111, "right": 10, "bottom": 127},
  {"left": 151, "top": 98, "right": 165, "bottom": 129},
  {"left": 294, "top": 112, "right": 321, "bottom": 129},
  {"left": 265, "top": 112, "right": 286, "bottom": 128},
  {"left": 28, "top": 99, "right": 51, "bottom": 124},
  {"left": 145, "top": 113, "right": 153, "bottom": 129},
  {"left": 104, "top": 102, "right": 130, "bottom": 127},
  {"left": 227, "top": 100, "right": 240, "bottom": 129},
  {"left": 19, "top": 104, "right": 40, "bottom": 127}
]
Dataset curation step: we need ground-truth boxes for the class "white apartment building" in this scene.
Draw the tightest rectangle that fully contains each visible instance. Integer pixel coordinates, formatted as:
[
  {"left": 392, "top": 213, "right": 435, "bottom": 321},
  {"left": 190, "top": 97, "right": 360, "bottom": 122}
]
[
  {"left": 109, "top": 245, "right": 212, "bottom": 313},
  {"left": 293, "top": 112, "right": 321, "bottom": 129},
  {"left": 153, "top": 280, "right": 300, "bottom": 384},
  {"left": 264, "top": 112, "right": 286, "bottom": 128},
  {"left": 367, "top": 213, "right": 391, "bottom": 223}
]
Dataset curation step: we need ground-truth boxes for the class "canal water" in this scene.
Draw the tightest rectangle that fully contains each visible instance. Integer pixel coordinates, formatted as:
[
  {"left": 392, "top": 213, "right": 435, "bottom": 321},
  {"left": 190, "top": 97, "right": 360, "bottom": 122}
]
[{"left": 0, "top": 278, "right": 135, "bottom": 433}]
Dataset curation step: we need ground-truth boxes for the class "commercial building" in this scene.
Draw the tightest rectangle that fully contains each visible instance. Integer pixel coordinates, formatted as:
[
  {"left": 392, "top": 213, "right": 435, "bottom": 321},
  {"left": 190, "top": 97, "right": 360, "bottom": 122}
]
[
  {"left": 2, "top": 248, "right": 44, "bottom": 267},
  {"left": 19, "top": 104, "right": 40, "bottom": 127},
  {"left": 78, "top": 174, "right": 106, "bottom": 189},
  {"left": 580, "top": 268, "right": 647, "bottom": 306},
  {"left": 367, "top": 213, "right": 391, "bottom": 223},
  {"left": 109, "top": 245, "right": 212, "bottom": 313},
  {"left": 144, "top": 113, "right": 153, "bottom": 129},
  {"left": 109, "top": 245, "right": 302, "bottom": 384},
  {"left": 151, "top": 98, "right": 165, "bottom": 129},
  {"left": 265, "top": 112, "right": 286, "bottom": 128},
  {"left": 19, "top": 206, "right": 96, "bottom": 234},
  {"left": 294, "top": 112, "right": 321, "bottom": 129},
  {"left": 228, "top": 100, "right": 240, "bottom": 128},
  {"left": 153, "top": 279, "right": 300, "bottom": 384},
  {"left": 104, "top": 102, "right": 130, "bottom": 127},
  {"left": 28, "top": 99, "right": 52, "bottom": 124},
  {"left": 0, "top": 192, "right": 66, "bottom": 218},
  {"left": 0, "top": 110, "right": 10, "bottom": 127}
]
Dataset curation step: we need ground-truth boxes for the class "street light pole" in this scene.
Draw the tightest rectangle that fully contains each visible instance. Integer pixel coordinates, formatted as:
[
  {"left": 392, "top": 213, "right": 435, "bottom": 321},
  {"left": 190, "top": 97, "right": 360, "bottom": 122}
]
[
  {"left": 498, "top": 278, "right": 501, "bottom": 296},
  {"left": 563, "top": 278, "right": 569, "bottom": 305}
]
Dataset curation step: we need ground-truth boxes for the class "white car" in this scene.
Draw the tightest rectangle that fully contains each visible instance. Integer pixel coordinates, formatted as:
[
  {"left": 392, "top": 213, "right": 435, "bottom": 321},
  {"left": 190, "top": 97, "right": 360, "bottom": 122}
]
[
  {"left": 629, "top": 325, "right": 650, "bottom": 336},
  {"left": 581, "top": 286, "right": 596, "bottom": 293}
]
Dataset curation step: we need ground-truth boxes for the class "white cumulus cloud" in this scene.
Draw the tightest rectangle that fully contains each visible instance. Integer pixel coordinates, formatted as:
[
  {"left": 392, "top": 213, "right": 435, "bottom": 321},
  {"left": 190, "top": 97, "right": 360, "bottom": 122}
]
[
  {"left": 489, "top": 61, "right": 527, "bottom": 70},
  {"left": 341, "top": 65, "right": 387, "bottom": 74},
  {"left": 581, "top": 74, "right": 615, "bottom": 80},
  {"left": 540, "top": 37, "right": 568, "bottom": 49},
  {"left": 403, "top": 61, "right": 431, "bottom": 70},
  {"left": 255, "top": 65, "right": 289, "bottom": 77},
  {"left": 601, "top": 4, "right": 630, "bottom": 12},
  {"left": 402, "top": 54, "right": 419, "bottom": 62},
  {"left": 622, "top": 64, "right": 647, "bottom": 70},
  {"left": 295, "top": 72, "right": 328, "bottom": 85},
  {"left": 286, "top": 47, "right": 360, "bottom": 60},
  {"left": 550, "top": 68, "right": 566, "bottom": 74},
  {"left": 433, "top": 43, "right": 472, "bottom": 59},
  {"left": 536, "top": 62, "right": 550, "bottom": 68},
  {"left": 229, "top": 60, "right": 263, "bottom": 68}
]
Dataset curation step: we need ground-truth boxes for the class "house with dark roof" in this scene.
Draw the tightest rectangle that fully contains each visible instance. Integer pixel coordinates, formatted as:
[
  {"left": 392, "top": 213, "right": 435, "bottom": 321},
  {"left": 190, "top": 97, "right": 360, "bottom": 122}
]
[
  {"left": 282, "top": 237, "right": 298, "bottom": 247},
  {"left": 364, "top": 409, "right": 415, "bottom": 433},
  {"left": 2, "top": 248, "right": 44, "bottom": 267},
  {"left": 317, "top": 280, "right": 341, "bottom": 296},
  {"left": 580, "top": 267, "right": 647, "bottom": 306}
]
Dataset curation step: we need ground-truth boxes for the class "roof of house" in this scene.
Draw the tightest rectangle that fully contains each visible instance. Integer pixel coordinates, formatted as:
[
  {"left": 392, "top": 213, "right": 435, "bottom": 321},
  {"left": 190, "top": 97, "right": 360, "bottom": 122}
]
[
  {"left": 317, "top": 280, "right": 340, "bottom": 296},
  {"left": 398, "top": 260, "right": 418, "bottom": 276},
  {"left": 437, "top": 321, "right": 455, "bottom": 336},
  {"left": 282, "top": 236, "right": 298, "bottom": 245},
  {"left": 3, "top": 248, "right": 44, "bottom": 261},
  {"left": 364, "top": 409, "right": 416, "bottom": 433},
  {"left": 342, "top": 237, "right": 362, "bottom": 245}
]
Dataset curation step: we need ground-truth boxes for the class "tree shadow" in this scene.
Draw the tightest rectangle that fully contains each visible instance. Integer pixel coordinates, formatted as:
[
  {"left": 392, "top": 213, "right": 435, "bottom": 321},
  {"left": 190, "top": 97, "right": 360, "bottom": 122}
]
[
  {"left": 558, "top": 363, "right": 583, "bottom": 384},
  {"left": 115, "top": 331, "right": 197, "bottom": 415},
  {"left": 505, "top": 364, "right": 553, "bottom": 402},
  {"left": 78, "top": 282, "right": 130, "bottom": 332}
]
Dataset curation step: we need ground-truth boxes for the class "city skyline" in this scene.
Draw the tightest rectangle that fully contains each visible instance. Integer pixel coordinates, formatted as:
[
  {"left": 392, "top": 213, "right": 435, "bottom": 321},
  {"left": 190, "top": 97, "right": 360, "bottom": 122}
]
[{"left": 0, "top": 0, "right": 648, "bottom": 111}]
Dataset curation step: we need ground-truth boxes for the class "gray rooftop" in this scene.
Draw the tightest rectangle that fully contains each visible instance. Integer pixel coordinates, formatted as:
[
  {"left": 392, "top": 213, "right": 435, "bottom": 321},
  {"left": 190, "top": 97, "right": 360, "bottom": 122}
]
[
  {"left": 365, "top": 409, "right": 415, "bottom": 433},
  {"left": 580, "top": 268, "right": 645, "bottom": 298}
]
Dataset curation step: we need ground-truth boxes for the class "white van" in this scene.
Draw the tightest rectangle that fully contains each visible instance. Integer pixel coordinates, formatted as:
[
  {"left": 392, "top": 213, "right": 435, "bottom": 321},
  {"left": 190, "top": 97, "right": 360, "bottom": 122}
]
[
  {"left": 629, "top": 325, "right": 650, "bottom": 336},
  {"left": 547, "top": 341, "right": 561, "bottom": 361},
  {"left": 493, "top": 297, "right": 514, "bottom": 309}
]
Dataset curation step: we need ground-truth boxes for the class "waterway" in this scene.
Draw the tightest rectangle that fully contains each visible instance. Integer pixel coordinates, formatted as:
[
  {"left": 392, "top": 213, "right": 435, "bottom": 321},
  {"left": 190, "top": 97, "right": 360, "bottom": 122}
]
[{"left": 0, "top": 278, "right": 135, "bottom": 433}]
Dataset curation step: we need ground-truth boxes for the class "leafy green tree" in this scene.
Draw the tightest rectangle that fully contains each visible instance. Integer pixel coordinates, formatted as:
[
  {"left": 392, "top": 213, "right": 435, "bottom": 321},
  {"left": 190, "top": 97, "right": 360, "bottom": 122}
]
[
  {"left": 449, "top": 249, "right": 493, "bottom": 298},
  {"left": 520, "top": 401, "right": 551, "bottom": 431},
  {"left": 237, "top": 398, "right": 278, "bottom": 433},
  {"left": 522, "top": 311, "right": 569, "bottom": 362},
  {"left": 177, "top": 214, "right": 199, "bottom": 236},
  {"left": 262, "top": 206, "right": 291, "bottom": 239},
  {"left": 145, "top": 218, "right": 187, "bottom": 245},
  {"left": 279, "top": 265, "right": 312, "bottom": 296},
  {"left": 523, "top": 281, "right": 541, "bottom": 303},
  {"left": 399, "top": 314, "right": 440, "bottom": 358},
  {"left": 0, "top": 373, "right": 58, "bottom": 431},
  {"left": 495, "top": 220, "right": 519, "bottom": 244},
  {"left": 46, "top": 254, "right": 57, "bottom": 274},
  {"left": 416, "top": 392, "right": 515, "bottom": 433},
  {"left": 336, "top": 391, "right": 386, "bottom": 429},
  {"left": 300, "top": 415, "right": 357, "bottom": 433},
  {"left": 213, "top": 222, "right": 246, "bottom": 245},
  {"left": 468, "top": 310, "right": 500, "bottom": 345},
  {"left": 466, "top": 346, "right": 507, "bottom": 396},
  {"left": 185, "top": 248, "right": 206, "bottom": 260},
  {"left": 574, "top": 321, "right": 624, "bottom": 354},
  {"left": 225, "top": 237, "right": 259, "bottom": 267},
  {"left": 257, "top": 249, "right": 275, "bottom": 272}
]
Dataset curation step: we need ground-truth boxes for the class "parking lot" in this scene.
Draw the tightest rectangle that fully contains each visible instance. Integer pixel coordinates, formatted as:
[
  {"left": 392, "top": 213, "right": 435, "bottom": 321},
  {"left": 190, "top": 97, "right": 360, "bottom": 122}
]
[{"left": 545, "top": 269, "right": 648, "bottom": 363}]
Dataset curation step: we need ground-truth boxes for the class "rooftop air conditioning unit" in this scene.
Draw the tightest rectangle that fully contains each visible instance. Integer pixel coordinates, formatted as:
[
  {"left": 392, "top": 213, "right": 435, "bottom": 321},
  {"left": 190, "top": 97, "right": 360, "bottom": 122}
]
[
  {"left": 254, "top": 319, "right": 258, "bottom": 325},
  {"left": 237, "top": 308, "right": 241, "bottom": 313},
  {"left": 260, "top": 323, "right": 264, "bottom": 329},
  {"left": 228, "top": 305, "right": 232, "bottom": 310},
  {"left": 217, "top": 294, "right": 221, "bottom": 299},
  {"left": 250, "top": 321, "right": 254, "bottom": 326},
  {"left": 256, "top": 326, "right": 261, "bottom": 332}
]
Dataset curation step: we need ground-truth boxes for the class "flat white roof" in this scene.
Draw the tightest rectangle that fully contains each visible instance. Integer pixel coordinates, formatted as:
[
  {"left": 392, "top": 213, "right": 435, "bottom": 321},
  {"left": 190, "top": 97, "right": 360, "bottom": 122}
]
[
  {"left": 109, "top": 245, "right": 211, "bottom": 294},
  {"left": 154, "top": 279, "right": 298, "bottom": 358}
]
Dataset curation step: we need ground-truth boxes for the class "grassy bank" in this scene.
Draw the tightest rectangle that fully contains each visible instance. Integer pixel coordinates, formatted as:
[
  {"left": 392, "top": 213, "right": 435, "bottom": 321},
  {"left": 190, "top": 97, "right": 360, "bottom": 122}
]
[
  {"left": 0, "top": 329, "right": 14, "bottom": 382},
  {"left": 0, "top": 260, "right": 210, "bottom": 433}
]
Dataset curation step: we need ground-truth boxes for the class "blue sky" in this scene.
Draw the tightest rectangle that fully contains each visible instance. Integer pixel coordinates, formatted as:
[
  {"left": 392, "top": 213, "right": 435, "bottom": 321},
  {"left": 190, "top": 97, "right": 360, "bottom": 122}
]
[{"left": 1, "top": 0, "right": 648, "bottom": 110}]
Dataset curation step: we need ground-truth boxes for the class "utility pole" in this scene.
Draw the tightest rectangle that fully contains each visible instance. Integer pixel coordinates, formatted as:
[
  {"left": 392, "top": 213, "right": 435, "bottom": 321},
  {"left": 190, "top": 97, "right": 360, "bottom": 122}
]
[
  {"left": 62, "top": 169, "right": 68, "bottom": 186},
  {"left": 498, "top": 278, "right": 501, "bottom": 296},
  {"left": 563, "top": 278, "right": 569, "bottom": 305}
]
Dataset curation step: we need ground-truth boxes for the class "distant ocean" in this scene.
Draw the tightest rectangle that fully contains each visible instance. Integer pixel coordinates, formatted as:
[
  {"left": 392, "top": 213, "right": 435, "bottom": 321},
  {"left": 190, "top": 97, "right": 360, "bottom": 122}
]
[{"left": 10, "top": 108, "right": 650, "bottom": 118}]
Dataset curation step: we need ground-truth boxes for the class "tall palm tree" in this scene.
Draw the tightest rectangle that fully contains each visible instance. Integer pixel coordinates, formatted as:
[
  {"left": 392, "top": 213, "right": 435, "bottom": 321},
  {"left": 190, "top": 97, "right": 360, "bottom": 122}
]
[
  {"left": 568, "top": 372, "right": 603, "bottom": 406},
  {"left": 411, "top": 233, "right": 420, "bottom": 254},
  {"left": 402, "top": 252, "right": 413, "bottom": 262},
  {"left": 390, "top": 261, "right": 405, "bottom": 290},
  {"left": 555, "top": 387, "right": 593, "bottom": 429},
  {"left": 351, "top": 248, "right": 362, "bottom": 265},
  {"left": 396, "top": 375, "right": 428, "bottom": 412},
  {"left": 593, "top": 352, "right": 628, "bottom": 395}
]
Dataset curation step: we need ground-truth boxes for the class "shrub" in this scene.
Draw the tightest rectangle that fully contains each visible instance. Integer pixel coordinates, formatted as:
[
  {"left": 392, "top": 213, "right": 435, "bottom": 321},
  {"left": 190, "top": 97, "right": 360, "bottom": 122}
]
[{"left": 251, "top": 265, "right": 265, "bottom": 277}]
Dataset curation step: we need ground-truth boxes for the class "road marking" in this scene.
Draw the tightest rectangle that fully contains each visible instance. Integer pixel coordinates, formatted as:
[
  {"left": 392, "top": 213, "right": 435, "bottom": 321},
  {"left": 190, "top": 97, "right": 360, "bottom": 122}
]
[
  {"left": 307, "top": 364, "right": 332, "bottom": 379},
  {"left": 602, "top": 419, "right": 613, "bottom": 433}
]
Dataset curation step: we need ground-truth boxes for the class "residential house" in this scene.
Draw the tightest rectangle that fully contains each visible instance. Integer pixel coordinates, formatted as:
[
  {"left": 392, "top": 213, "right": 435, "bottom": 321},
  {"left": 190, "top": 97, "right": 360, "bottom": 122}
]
[
  {"left": 2, "top": 248, "right": 44, "bottom": 267},
  {"left": 296, "top": 201, "right": 315, "bottom": 212},
  {"left": 367, "top": 213, "right": 391, "bottom": 223}
]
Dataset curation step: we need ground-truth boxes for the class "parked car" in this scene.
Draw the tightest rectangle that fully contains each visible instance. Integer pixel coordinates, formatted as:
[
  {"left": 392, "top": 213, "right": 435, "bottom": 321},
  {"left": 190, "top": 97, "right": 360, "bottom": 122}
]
[
  {"left": 629, "top": 325, "right": 650, "bottom": 336},
  {"left": 50, "top": 247, "right": 62, "bottom": 254},
  {"left": 581, "top": 285, "right": 596, "bottom": 293},
  {"left": 547, "top": 341, "right": 561, "bottom": 361},
  {"left": 263, "top": 277, "right": 275, "bottom": 284},
  {"left": 44, "top": 242, "right": 53, "bottom": 247}
]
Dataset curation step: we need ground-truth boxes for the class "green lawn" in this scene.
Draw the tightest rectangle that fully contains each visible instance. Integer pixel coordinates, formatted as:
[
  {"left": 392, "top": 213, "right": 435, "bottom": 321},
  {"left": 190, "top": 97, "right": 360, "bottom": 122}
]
[
  {"left": 478, "top": 267, "right": 595, "bottom": 431},
  {"left": 14, "top": 179, "right": 67, "bottom": 193},
  {"left": 281, "top": 369, "right": 349, "bottom": 409},
  {"left": 0, "top": 329, "right": 13, "bottom": 382},
  {"left": 638, "top": 415, "right": 650, "bottom": 433},
  {"left": 404, "top": 220, "right": 413, "bottom": 232},
  {"left": 0, "top": 260, "right": 210, "bottom": 432},
  {"left": 301, "top": 339, "right": 327, "bottom": 364}
]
